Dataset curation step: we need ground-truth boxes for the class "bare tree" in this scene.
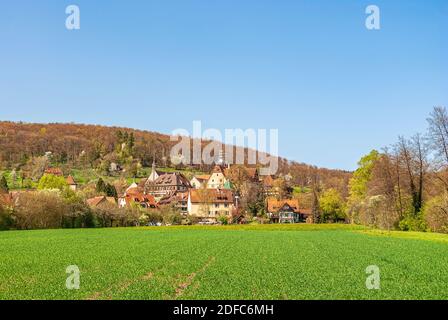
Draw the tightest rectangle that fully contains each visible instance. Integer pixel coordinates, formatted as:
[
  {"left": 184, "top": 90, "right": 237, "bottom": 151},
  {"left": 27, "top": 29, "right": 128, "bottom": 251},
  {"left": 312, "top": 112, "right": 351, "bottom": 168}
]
[
  {"left": 396, "top": 134, "right": 428, "bottom": 215},
  {"left": 427, "top": 106, "right": 448, "bottom": 190}
]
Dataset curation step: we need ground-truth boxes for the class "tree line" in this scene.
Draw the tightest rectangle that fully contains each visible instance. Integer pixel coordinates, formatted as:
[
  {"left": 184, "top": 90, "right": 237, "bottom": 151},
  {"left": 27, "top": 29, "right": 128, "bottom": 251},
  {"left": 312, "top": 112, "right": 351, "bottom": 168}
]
[{"left": 344, "top": 106, "right": 448, "bottom": 232}]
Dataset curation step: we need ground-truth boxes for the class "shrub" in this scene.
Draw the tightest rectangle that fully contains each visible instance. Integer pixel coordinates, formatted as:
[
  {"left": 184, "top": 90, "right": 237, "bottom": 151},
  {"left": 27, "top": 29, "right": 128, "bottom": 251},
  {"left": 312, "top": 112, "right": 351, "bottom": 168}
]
[
  {"left": 423, "top": 194, "right": 448, "bottom": 233},
  {"left": 37, "top": 174, "right": 67, "bottom": 191},
  {"left": 13, "top": 191, "right": 68, "bottom": 229},
  {"left": 398, "top": 215, "right": 427, "bottom": 232},
  {"left": 0, "top": 203, "right": 13, "bottom": 230},
  {"left": 218, "top": 215, "right": 229, "bottom": 225}
]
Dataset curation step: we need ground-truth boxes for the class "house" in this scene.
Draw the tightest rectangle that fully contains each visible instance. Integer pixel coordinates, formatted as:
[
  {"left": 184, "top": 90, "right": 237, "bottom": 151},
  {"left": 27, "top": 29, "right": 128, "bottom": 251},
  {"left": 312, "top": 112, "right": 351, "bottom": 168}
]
[
  {"left": 126, "top": 182, "right": 138, "bottom": 191},
  {"left": 142, "top": 172, "right": 191, "bottom": 198},
  {"left": 190, "top": 175, "right": 210, "bottom": 189},
  {"left": 158, "top": 191, "right": 189, "bottom": 214},
  {"left": 207, "top": 165, "right": 228, "bottom": 189},
  {"left": 187, "top": 189, "right": 235, "bottom": 219},
  {"left": 109, "top": 162, "right": 123, "bottom": 173},
  {"left": 266, "top": 198, "right": 311, "bottom": 223},
  {"left": 86, "top": 196, "right": 117, "bottom": 209},
  {"left": 66, "top": 175, "right": 77, "bottom": 191},
  {"left": 44, "top": 167, "right": 63, "bottom": 176},
  {"left": 118, "top": 187, "right": 157, "bottom": 209}
]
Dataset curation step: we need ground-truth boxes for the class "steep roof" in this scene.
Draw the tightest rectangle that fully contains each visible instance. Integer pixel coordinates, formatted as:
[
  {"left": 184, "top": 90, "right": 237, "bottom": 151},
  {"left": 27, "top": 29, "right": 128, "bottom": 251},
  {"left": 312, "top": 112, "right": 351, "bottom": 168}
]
[
  {"left": 153, "top": 172, "right": 191, "bottom": 187},
  {"left": 189, "top": 189, "right": 234, "bottom": 204},
  {"left": 212, "top": 165, "right": 225, "bottom": 174},
  {"left": 124, "top": 191, "right": 157, "bottom": 207},
  {"left": 87, "top": 196, "right": 116, "bottom": 207},
  {"left": 223, "top": 166, "right": 258, "bottom": 181},
  {"left": 138, "top": 172, "right": 191, "bottom": 188},
  {"left": 267, "top": 198, "right": 302, "bottom": 214},
  {"left": 66, "top": 175, "right": 77, "bottom": 185},
  {"left": 158, "top": 191, "right": 188, "bottom": 205}
]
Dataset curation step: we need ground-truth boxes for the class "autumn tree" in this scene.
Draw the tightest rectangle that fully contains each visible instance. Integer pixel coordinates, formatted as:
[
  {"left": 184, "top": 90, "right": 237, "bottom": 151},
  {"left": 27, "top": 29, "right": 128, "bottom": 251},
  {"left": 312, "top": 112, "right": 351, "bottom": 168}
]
[{"left": 13, "top": 191, "right": 68, "bottom": 229}]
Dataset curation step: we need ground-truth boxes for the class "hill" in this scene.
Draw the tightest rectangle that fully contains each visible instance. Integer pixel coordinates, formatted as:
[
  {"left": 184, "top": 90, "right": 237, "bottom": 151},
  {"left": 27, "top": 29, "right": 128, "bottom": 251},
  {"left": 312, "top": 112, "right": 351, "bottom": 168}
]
[{"left": 0, "top": 121, "right": 351, "bottom": 193}]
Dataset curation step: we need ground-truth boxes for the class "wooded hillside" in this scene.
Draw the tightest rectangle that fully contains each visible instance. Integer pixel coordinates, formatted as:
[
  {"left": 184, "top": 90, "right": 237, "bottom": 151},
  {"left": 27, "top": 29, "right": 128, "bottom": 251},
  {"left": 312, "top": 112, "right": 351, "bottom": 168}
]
[{"left": 0, "top": 121, "right": 351, "bottom": 192}]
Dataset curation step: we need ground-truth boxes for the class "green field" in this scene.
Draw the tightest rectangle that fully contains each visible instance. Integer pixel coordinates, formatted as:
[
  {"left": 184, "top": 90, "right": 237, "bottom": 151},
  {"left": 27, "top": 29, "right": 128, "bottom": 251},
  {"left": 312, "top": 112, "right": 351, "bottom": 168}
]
[{"left": 1, "top": 224, "right": 448, "bottom": 300}]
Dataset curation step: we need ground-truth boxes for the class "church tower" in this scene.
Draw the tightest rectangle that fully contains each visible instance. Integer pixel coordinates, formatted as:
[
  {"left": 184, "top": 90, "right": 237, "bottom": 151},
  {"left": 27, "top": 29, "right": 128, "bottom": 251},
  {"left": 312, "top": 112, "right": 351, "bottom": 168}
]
[{"left": 147, "top": 159, "right": 159, "bottom": 183}]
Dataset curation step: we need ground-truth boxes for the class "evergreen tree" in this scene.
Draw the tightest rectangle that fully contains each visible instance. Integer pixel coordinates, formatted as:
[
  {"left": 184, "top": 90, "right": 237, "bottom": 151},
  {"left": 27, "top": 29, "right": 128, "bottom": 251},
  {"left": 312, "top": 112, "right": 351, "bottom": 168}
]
[
  {"left": 0, "top": 175, "right": 8, "bottom": 193},
  {"left": 96, "top": 178, "right": 107, "bottom": 194},
  {"left": 105, "top": 183, "right": 118, "bottom": 198}
]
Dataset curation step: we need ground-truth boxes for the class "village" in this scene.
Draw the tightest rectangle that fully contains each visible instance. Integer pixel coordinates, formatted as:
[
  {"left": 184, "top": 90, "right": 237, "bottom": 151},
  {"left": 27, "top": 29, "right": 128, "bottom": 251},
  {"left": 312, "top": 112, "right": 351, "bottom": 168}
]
[
  {"left": 0, "top": 151, "right": 313, "bottom": 228},
  {"left": 80, "top": 154, "right": 312, "bottom": 225}
]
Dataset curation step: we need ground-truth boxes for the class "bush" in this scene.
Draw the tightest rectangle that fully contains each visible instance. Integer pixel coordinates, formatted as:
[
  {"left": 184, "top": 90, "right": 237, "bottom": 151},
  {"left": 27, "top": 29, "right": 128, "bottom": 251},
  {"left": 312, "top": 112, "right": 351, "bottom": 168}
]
[
  {"left": 0, "top": 203, "right": 13, "bottom": 230},
  {"left": 218, "top": 215, "right": 229, "bottom": 225},
  {"left": 162, "top": 212, "right": 183, "bottom": 225},
  {"left": 13, "top": 190, "right": 68, "bottom": 229},
  {"left": 61, "top": 190, "right": 97, "bottom": 228},
  {"left": 398, "top": 215, "right": 427, "bottom": 232},
  {"left": 37, "top": 174, "right": 67, "bottom": 191},
  {"left": 423, "top": 194, "right": 448, "bottom": 233}
]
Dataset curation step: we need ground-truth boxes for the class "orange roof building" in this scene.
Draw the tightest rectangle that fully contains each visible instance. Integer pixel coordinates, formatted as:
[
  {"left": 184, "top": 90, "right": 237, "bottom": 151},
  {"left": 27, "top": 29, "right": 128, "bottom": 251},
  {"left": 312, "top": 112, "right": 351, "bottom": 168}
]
[
  {"left": 187, "top": 189, "right": 235, "bottom": 218},
  {"left": 266, "top": 198, "right": 312, "bottom": 224},
  {"left": 86, "top": 196, "right": 117, "bottom": 208},
  {"left": 44, "top": 167, "right": 63, "bottom": 176},
  {"left": 66, "top": 175, "right": 77, "bottom": 190}
]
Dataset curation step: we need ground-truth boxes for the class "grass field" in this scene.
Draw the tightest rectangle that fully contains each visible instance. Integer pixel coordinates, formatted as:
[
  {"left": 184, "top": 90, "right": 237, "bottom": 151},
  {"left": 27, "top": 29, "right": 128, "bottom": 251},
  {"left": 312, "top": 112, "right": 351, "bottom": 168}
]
[{"left": 1, "top": 224, "right": 448, "bottom": 300}]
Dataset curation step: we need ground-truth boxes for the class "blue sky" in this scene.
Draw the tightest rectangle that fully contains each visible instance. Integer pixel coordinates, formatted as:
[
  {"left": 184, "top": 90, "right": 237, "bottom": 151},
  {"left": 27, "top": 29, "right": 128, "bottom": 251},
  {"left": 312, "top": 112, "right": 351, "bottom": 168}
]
[{"left": 0, "top": 0, "right": 447, "bottom": 170}]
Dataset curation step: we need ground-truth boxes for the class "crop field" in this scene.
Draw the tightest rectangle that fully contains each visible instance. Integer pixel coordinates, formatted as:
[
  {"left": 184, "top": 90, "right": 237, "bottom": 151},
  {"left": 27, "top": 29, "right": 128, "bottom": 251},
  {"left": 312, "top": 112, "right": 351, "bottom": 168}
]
[{"left": 1, "top": 224, "right": 448, "bottom": 300}]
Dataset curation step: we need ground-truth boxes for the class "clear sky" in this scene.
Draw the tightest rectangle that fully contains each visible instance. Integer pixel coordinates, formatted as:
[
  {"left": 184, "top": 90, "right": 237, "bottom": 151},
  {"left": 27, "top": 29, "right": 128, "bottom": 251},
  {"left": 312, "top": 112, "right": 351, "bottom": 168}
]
[{"left": 0, "top": 0, "right": 447, "bottom": 170}]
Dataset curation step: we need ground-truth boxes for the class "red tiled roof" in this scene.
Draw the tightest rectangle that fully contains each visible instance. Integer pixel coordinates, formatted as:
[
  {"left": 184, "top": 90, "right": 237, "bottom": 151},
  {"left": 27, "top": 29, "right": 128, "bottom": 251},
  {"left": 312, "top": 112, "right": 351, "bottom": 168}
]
[
  {"left": 189, "top": 189, "right": 234, "bottom": 204},
  {"left": 194, "top": 175, "right": 211, "bottom": 181},
  {"left": 66, "top": 175, "right": 77, "bottom": 185},
  {"left": 266, "top": 198, "right": 311, "bottom": 215},
  {"left": 143, "top": 172, "right": 191, "bottom": 188},
  {"left": 123, "top": 188, "right": 157, "bottom": 207},
  {"left": 44, "top": 167, "right": 63, "bottom": 176},
  {"left": 87, "top": 196, "right": 116, "bottom": 207},
  {"left": 158, "top": 191, "right": 188, "bottom": 205}
]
